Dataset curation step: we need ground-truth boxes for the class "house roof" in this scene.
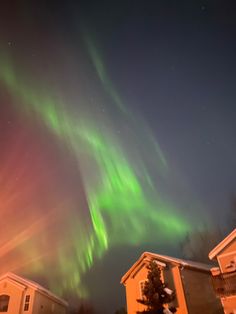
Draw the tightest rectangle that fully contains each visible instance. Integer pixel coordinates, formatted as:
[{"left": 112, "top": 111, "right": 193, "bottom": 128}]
[
  {"left": 209, "top": 228, "right": 236, "bottom": 260},
  {"left": 121, "top": 251, "right": 212, "bottom": 284},
  {"left": 0, "top": 272, "right": 68, "bottom": 307}
]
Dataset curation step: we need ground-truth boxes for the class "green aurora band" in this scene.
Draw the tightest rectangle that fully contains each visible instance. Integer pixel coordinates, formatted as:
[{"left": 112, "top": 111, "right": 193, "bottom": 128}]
[{"left": 0, "top": 44, "right": 190, "bottom": 297}]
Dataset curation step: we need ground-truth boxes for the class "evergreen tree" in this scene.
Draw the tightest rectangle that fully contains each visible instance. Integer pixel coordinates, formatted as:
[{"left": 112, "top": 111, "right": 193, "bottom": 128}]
[
  {"left": 180, "top": 225, "right": 223, "bottom": 263},
  {"left": 137, "top": 260, "right": 176, "bottom": 314}
]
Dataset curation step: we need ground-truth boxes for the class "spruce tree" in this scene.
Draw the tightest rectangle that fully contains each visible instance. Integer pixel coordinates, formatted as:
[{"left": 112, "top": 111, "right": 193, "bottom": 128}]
[{"left": 137, "top": 260, "right": 176, "bottom": 314}]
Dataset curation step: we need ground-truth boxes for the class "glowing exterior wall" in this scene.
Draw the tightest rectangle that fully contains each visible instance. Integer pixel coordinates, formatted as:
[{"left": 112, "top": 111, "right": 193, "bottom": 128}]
[
  {"left": 32, "top": 292, "right": 67, "bottom": 314},
  {"left": 0, "top": 274, "right": 67, "bottom": 314},
  {"left": 124, "top": 264, "right": 149, "bottom": 314},
  {"left": 122, "top": 262, "right": 189, "bottom": 314},
  {"left": 220, "top": 297, "right": 236, "bottom": 314},
  {"left": 209, "top": 231, "right": 236, "bottom": 314},
  {"left": 125, "top": 265, "right": 217, "bottom": 314},
  {"left": 122, "top": 254, "right": 223, "bottom": 314},
  {"left": 216, "top": 239, "right": 236, "bottom": 274},
  {"left": 0, "top": 278, "right": 32, "bottom": 314},
  {"left": 164, "top": 266, "right": 188, "bottom": 314}
]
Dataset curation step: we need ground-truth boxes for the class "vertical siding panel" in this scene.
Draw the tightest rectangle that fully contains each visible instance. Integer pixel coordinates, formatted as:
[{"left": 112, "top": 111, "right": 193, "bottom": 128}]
[
  {"left": 181, "top": 268, "right": 223, "bottom": 314},
  {"left": 171, "top": 266, "right": 188, "bottom": 314}
]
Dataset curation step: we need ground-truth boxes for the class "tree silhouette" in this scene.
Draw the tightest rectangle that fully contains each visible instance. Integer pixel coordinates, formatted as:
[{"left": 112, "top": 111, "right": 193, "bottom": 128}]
[
  {"left": 72, "top": 303, "right": 95, "bottom": 314},
  {"left": 137, "top": 261, "right": 176, "bottom": 314},
  {"left": 180, "top": 226, "right": 223, "bottom": 263}
]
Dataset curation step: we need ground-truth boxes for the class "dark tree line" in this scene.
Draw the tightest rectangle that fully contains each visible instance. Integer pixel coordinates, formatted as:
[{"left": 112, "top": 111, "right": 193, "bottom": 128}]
[
  {"left": 70, "top": 303, "right": 95, "bottom": 314},
  {"left": 181, "top": 194, "right": 236, "bottom": 264}
]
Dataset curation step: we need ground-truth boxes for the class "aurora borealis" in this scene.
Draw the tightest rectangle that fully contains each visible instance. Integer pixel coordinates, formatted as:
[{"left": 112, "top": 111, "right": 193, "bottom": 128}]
[
  {"left": 1, "top": 1, "right": 236, "bottom": 313},
  {"left": 0, "top": 39, "right": 189, "bottom": 295}
]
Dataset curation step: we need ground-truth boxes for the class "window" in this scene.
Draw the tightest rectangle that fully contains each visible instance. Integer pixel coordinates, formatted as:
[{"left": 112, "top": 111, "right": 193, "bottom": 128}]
[
  {"left": 24, "top": 304, "right": 29, "bottom": 311},
  {"left": 24, "top": 295, "right": 30, "bottom": 311},
  {"left": 0, "top": 295, "right": 10, "bottom": 312}
]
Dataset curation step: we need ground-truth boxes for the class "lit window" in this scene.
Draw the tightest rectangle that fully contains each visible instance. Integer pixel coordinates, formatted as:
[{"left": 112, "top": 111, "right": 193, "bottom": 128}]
[
  {"left": 0, "top": 295, "right": 10, "bottom": 312},
  {"left": 24, "top": 295, "right": 30, "bottom": 311}
]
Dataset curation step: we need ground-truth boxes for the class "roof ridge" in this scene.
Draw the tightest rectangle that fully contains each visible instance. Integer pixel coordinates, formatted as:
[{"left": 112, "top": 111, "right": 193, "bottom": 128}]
[
  {"left": 209, "top": 228, "right": 236, "bottom": 260},
  {"left": 144, "top": 252, "right": 211, "bottom": 267},
  {"left": 121, "top": 251, "right": 211, "bottom": 284},
  {"left": 0, "top": 272, "right": 68, "bottom": 306}
]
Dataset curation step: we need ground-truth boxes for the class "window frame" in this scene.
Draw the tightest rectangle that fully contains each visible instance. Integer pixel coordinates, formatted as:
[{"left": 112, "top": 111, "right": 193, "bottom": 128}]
[{"left": 24, "top": 294, "right": 30, "bottom": 311}]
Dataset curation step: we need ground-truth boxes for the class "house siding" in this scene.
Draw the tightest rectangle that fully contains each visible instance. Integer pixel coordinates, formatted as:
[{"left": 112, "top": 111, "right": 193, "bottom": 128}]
[
  {"left": 163, "top": 266, "right": 178, "bottom": 307},
  {"left": 21, "top": 288, "right": 35, "bottom": 314},
  {"left": 181, "top": 268, "right": 223, "bottom": 314},
  {"left": 218, "top": 239, "right": 236, "bottom": 256},
  {"left": 210, "top": 231, "right": 236, "bottom": 314},
  {"left": 221, "top": 296, "right": 236, "bottom": 314},
  {"left": 0, "top": 274, "right": 67, "bottom": 314},
  {"left": 217, "top": 239, "right": 236, "bottom": 274},
  {"left": 125, "top": 264, "right": 149, "bottom": 314},
  {"left": 32, "top": 291, "right": 67, "bottom": 314},
  {"left": 122, "top": 253, "right": 224, "bottom": 314},
  {"left": 166, "top": 266, "right": 188, "bottom": 314},
  {"left": 0, "top": 279, "right": 25, "bottom": 314}
]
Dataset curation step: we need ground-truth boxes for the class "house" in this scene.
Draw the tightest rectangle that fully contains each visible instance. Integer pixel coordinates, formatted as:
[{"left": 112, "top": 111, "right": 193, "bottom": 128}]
[
  {"left": 0, "top": 272, "right": 68, "bottom": 314},
  {"left": 121, "top": 251, "right": 223, "bottom": 314},
  {"left": 209, "top": 228, "right": 236, "bottom": 314}
]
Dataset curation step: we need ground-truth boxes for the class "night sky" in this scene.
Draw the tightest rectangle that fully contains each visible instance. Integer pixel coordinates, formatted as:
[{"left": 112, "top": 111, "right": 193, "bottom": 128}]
[{"left": 0, "top": 1, "right": 236, "bottom": 313}]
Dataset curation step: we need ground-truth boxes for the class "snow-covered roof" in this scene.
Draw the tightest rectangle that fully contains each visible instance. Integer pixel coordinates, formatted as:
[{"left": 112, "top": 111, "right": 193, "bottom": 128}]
[
  {"left": 209, "top": 228, "right": 236, "bottom": 260},
  {"left": 210, "top": 267, "right": 220, "bottom": 276},
  {"left": 0, "top": 272, "right": 68, "bottom": 307},
  {"left": 121, "top": 251, "right": 212, "bottom": 284}
]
